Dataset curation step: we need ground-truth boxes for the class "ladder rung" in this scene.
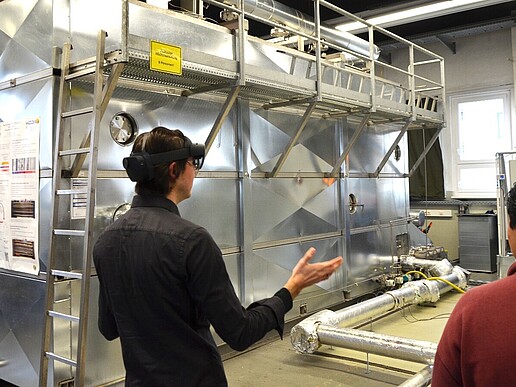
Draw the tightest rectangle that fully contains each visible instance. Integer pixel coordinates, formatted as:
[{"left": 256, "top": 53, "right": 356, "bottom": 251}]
[
  {"left": 57, "top": 188, "right": 88, "bottom": 195},
  {"left": 59, "top": 148, "right": 91, "bottom": 157},
  {"left": 62, "top": 106, "right": 94, "bottom": 118},
  {"left": 51, "top": 269, "right": 83, "bottom": 280},
  {"left": 48, "top": 310, "right": 80, "bottom": 323},
  {"left": 45, "top": 352, "right": 77, "bottom": 367},
  {"left": 54, "top": 229, "right": 85, "bottom": 237}
]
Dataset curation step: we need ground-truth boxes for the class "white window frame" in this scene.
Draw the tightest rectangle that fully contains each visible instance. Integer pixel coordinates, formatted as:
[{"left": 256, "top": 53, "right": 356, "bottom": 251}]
[{"left": 444, "top": 87, "right": 513, "bottom": 198}]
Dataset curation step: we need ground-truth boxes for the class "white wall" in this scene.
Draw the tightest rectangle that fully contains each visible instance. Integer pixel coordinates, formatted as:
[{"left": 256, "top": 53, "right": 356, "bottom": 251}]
[
  {"left": 387, "top": 27, "right": 515, "bottom": 198},
  {"left": 389, "top": 27, "right": 515, "bottom": 259},
  {"left": 387, "top": 27, "right": 513, "bottom": 93},
  {"left": 436, "top": 29, "right": 513, "bottom": 93}
]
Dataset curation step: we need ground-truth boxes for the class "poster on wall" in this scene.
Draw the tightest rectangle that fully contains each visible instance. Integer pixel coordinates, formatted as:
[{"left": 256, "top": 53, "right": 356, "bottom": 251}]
[{"left": 0, "top": 118, "right": 40, "bottom": 275}]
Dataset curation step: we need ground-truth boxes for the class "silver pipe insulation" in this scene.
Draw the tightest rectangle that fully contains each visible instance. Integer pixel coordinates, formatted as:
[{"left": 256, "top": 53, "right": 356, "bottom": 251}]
[
  {"left": 290, "top": 266, "right": 467, "bottom": 354},
  {"left": 400, "top": 256, "right": 454, "bottom": 277},
  {"left": 333, "top": 267, "right": 464, "bottom": 328},
  {"left": 224, "top": 0, "right": 380, "bottom": 59},
  {"left": 316, "top": 327, "right": 437, "bottom": 364},
  {"left": 333, "top": 291, "right": 399, "bottom": 328},
  {"left": 399, "top": 365, "right": 433, "bottom": 387}
]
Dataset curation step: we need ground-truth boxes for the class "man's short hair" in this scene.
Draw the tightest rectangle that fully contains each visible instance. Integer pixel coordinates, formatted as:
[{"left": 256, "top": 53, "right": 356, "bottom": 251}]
[
  {"left": 132, "top": 127, "right": 189, "bottom": 196},
  {"left": 507, "top": 184, "right": 516, "bottom": 230}
]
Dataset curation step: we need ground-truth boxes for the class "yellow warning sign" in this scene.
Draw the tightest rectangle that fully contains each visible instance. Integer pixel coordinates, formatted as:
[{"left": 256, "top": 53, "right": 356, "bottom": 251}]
[{"left": 150, "top": 41, "right": 182, "bottom": 75}]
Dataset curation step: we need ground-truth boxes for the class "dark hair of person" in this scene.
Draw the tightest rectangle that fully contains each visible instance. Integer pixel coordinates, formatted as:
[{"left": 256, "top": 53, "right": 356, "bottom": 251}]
[
  {"left": 132, "top": 126, "right": 188, "bottom": 196},
  {"left": 507, "top": 185, "right": 516, "bottom": 230}
]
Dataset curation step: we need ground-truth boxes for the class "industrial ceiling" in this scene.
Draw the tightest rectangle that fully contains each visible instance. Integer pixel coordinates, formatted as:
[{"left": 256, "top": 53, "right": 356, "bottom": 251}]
[{"left": 201, "top": 0, "right": 516, "bottom": 50}]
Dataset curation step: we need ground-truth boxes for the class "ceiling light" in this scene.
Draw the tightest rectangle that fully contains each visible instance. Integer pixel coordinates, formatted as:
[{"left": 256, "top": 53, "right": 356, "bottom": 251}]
[{"left": 334, "top": 0, "right": 513, "bottom": 34}]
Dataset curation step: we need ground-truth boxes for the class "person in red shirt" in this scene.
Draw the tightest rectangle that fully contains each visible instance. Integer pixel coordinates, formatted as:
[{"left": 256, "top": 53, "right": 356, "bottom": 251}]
[{"left": 432, "top": 185, "right": 516, "bottom": 386}]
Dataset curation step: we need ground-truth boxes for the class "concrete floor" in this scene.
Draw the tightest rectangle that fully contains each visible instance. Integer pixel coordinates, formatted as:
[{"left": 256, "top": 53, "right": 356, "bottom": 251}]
[{"left": 223, "top": 272, "right": 497, "bottom": 387}]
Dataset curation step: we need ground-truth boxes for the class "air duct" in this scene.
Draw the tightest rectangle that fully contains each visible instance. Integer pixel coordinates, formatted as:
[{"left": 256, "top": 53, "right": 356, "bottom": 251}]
[
  {"left": 316, "top": 327, "right": 437, "bottom": 364},
  {"left": 290, "top": 266, "right": 466, "bottom": 385},
  {"left": 224, "top": 0, "right": 380, "bottom": 59},
  {"left": 399, "top": 365, "right": 433, "bottom": 387},
  {"left": 291, "top": 266, "right": 467, "bottom": 354},
  {"left": 400, "top": 256, "right": 454, "bottom": 277}
]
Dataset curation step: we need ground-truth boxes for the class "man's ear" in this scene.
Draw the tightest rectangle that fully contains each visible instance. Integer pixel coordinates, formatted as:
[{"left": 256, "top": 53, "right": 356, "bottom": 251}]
[{"left": 169, "top": 162, "right": 178, "bottom": 179}]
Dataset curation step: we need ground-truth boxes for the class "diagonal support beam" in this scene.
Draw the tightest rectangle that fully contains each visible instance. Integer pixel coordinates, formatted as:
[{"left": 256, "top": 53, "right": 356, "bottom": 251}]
[
  {"left": 372, "top": 119, "right": 411, "bottom": 178},
  {"left": 204, "top": 85, "right": 241, "bottom": 154},
  {"left": 267, "top": 102, "right": 317, "bottom": 178},
  {"left": 329, "top": 113, "right": 370, "bottom": 178}
]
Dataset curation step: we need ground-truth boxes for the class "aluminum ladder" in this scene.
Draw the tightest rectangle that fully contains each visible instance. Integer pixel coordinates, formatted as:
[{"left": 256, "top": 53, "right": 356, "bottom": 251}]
[{"left": 39, "top": 30, "right": 124, "bottom": 386}]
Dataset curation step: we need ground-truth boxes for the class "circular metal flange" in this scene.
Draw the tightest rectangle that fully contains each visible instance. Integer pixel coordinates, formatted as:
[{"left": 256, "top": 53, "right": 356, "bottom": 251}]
[{"left": 109, "top": 112, "right": 138, "bottom": 146}]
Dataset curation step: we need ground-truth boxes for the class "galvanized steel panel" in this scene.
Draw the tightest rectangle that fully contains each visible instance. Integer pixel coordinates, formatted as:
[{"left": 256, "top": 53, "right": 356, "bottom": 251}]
[
  {"left": 250, "top": 239, "right": 344, "bottom": 316},
  {"left": 348, "top": 120, "right": 409, "bottom": 175},
  {"left": 250, "top": 109, "right": 339, "bottom": 173},
  {"left": 249, "top": 178, "right": 340, "bottom": 243},
  {"left": 0, "top": 0, "right": 53, "bottom": 82},
  {"left": 0, "top": 274, "right": 45, "bottom": 387},
  {"left": 179, "top": 179, "right": 239, "bottom": 249}
]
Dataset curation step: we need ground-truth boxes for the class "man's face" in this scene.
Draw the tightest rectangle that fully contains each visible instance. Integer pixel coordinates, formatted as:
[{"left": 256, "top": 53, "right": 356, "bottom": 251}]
[
  {"left": 174, "top": 158, "right": 197, "bottom": 202},
  {"left": 508, "top": 222, "right": 516, "bottom": 254}
]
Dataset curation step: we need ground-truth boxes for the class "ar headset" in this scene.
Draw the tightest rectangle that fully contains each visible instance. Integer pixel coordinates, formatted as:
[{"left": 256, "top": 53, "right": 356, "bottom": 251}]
[{"left": 123, "top": 137, "right": 205, "bottom": 182}]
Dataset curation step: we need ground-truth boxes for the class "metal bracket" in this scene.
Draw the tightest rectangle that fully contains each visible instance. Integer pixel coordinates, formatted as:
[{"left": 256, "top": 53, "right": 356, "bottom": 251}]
[{"left": 436, "top": 35, "right": 456, "bottom": 54}]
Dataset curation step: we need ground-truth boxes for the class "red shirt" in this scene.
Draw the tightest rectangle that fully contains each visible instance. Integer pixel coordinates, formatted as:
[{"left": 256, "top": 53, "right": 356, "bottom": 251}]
[{"left": 432, "top": 261, "right": 516, "bottom": 386}]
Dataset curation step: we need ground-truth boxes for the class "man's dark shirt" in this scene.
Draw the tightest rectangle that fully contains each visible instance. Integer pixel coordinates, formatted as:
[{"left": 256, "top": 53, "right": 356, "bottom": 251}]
[{"left": 93, "top": 194, "right": 293, "bottom": 386}]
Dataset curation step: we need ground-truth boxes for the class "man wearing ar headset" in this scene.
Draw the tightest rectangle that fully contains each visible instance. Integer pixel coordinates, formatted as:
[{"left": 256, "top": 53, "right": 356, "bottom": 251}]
[{"left": 93, "top": 126, "right": 343, "bottom": 386}]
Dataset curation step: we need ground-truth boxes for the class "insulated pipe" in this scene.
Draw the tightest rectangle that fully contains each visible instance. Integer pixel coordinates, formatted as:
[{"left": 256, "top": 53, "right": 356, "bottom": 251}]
[
  {"left": 400, "top": 256, "right": 454, "bottom": 277},
  {"left": 316, "top": 327, "right": 437, "bottom": 365},
  {"left": 224, "top": 0, "right": 380, "bottom": 59},
  {"left": 291, "top": 267, "right": 467, "bottom": 353},
  {"left": 399, "top": 365, "right": 433, "bottom": 387},
  {"left": 333, "top": 267, "right": 466, "bottom": 325}
]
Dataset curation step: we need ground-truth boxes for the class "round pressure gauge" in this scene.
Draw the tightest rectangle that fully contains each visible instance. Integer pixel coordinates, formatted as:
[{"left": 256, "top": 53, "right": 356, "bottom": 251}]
[{"left": 109, "top": 112, "right": 138, "bottom": 146}]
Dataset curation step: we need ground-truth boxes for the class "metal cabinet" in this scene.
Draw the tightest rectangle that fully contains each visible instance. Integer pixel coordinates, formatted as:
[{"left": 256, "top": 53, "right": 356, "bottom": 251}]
[{"left": 458, "top": 214, "right": 497, "bottom": 272}]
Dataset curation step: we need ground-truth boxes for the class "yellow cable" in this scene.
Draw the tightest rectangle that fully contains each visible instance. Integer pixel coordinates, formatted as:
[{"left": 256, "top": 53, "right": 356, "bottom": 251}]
[
  {"left": 404, "top": 271, "right": 465, "bottom": 293},
  {"left": 427, "top": 277, "right": 465, "bottom": 294}
]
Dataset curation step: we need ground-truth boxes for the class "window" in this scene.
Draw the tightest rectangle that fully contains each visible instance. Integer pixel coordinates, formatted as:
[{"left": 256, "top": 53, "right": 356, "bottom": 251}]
[{"left": 445, "top": 88, "right": 512, "bottom": 198}]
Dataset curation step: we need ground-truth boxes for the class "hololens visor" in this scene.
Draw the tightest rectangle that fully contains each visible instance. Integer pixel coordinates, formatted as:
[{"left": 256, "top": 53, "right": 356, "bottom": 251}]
[{"left": 123, "top": 138, "right": 205, "bottom": 182}]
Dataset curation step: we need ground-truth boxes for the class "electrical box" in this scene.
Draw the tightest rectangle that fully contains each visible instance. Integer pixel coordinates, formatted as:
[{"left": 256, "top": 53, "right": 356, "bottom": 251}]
[{"left": 458, "top": 214, "right": 497, "bottom": 272}]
